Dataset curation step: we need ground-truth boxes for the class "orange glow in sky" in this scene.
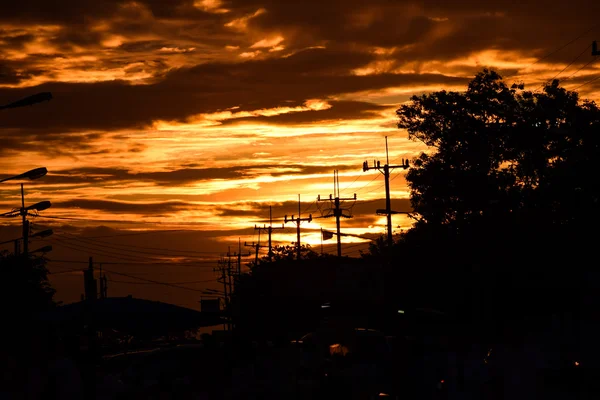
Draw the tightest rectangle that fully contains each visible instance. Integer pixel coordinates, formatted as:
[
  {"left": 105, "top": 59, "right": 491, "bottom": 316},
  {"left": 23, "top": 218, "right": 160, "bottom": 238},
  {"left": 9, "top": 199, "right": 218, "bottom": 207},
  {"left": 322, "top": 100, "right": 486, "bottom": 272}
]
[{"left": 1, "top": 0, "right": 599, "bottom": 308}]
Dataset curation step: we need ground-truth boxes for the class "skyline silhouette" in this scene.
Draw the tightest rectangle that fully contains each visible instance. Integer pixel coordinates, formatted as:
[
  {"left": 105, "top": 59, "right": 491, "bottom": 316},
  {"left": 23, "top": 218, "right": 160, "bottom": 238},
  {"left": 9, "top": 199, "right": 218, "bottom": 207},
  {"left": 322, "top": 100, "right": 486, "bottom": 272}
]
[{"left": 2, "top": 1, "right": 600, "bottom": 310}]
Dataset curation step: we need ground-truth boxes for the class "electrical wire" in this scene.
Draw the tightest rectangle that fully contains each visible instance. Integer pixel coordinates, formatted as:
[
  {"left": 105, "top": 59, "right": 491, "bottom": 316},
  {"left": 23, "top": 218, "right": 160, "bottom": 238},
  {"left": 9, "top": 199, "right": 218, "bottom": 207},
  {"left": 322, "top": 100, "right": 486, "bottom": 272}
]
[
  {"left": 62, "top": 230, "right": 189, "bottom": 239},
  {"left": 49, "top": 234, "right": 239, "bottom": 264},
  {"left": 48, "top": 267, "right": 86, "bottom": 275},
  {"left": 506, "top": 23, "right": 599, "bottom": 79},
  {"left": 563, "top": 58, "right": 598, "bottom": 81},
  {"left": 55, "top": 231, "right": 223, "bottom": 258},
  {"left": 44, "top": 239, "right": 220, "bottom": 267},
  {"left": 100, "top": 268, "right": 205, "bottom": 293},
  {"left": 571, "top": 74, "right": 600, "bottom": 91},
  {"left": 535, "top": 44, "right": 593, "bottom": 92},
  {"left": 106, "top": 277, "right": 216, "bottom": 285}
]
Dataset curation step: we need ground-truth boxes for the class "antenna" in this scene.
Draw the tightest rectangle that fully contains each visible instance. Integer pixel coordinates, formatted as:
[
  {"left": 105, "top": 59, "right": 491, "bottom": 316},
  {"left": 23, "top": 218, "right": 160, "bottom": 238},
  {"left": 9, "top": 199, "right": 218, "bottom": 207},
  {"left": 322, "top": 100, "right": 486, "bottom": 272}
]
[{"left": 385, "top": 136, "right": 390, "bottom": 165}]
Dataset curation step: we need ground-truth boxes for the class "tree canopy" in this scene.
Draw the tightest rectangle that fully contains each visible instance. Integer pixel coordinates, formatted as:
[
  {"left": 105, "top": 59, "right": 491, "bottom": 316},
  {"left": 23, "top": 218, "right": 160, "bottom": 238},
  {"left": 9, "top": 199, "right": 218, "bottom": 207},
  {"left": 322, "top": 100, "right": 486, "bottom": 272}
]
[
  {"left": 0, "top": 251, "right": 56, "bottom": 316},
  {"left": 391, "top": 70, "right": 600, "bottom": 323},
  {"left": 397, "top": 69, "right": 600, "bottom": 263}
]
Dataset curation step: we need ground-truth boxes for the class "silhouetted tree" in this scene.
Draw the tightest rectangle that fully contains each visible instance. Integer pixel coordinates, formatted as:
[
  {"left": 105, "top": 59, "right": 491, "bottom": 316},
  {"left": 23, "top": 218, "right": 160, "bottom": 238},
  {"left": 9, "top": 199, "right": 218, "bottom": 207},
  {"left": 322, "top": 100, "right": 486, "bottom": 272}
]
[
  {"left": 394, "top": 69, "right": 600, "bottom": 324},
  {"left": 0, "top": 251, "right": 56, "bottom": 315},
  {"left": 259, "top": 243, "right": 321, "bottom": 264}
]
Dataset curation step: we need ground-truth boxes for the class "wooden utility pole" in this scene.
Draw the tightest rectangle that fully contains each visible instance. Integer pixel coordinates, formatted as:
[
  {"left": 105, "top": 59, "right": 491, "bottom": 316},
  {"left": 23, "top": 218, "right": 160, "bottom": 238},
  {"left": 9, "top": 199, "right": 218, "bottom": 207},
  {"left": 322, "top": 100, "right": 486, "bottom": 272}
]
[
  {"left": 20, "top": 184, "right": 29, "bottom": 257},
  {"left": 227, "top": 241, "right": 250, "bottom": 280},
  {"left": 317, "top": 170, "right": 357, "bottom": 257},
  {"left": 227, "top": 247, "right": 233, "bottom": 297},
  {"left": 362, "top": 137, "right": 409, "bottom": 248},
  {"left": 214, "top": 259, "right": 230, "bottom": 330},
  {"left": 244, "top": 229, "right": 260, "bottom": 266},
  {"left": 250, "top": 206, "right": 284, "bottom": 262},
  {"left": 284, "top": 194, "right": 312, "bottom": 260}
]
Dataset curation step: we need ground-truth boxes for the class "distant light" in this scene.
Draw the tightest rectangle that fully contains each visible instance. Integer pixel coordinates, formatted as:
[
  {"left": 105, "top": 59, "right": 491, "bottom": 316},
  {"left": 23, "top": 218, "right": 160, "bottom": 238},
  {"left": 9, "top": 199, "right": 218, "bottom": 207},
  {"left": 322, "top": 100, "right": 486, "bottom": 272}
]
[
  {"left": 440, "top": 379, "right": 445, "bottom": 384},
  {"left": 575, "top": 361, "right": 580, "bottom": 367},
  {"left": 321, "top": 302, "right": 330, "bottom": 309},
  {"left": 397, "top": 310, "right": 405, "bottom": 314},
  {"left": 379, "top": 393, "right": 390, "bottom": 397}
]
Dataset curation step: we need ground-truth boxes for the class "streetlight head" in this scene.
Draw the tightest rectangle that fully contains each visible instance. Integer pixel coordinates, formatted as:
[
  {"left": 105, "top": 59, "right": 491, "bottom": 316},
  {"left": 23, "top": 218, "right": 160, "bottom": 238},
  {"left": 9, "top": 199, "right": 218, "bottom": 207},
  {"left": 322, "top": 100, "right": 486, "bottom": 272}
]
[
  {"left": 26, "top": 200, "right": 51, "bottom": 212},
  {"left": 24, "top": 167, "right": 48, "bottom": 180},
  {"left": 30, "top": 229, "right": 53, "bottom": 238},
  {"left": 31, "top": 245, "right": 52, "bottom": 254}
]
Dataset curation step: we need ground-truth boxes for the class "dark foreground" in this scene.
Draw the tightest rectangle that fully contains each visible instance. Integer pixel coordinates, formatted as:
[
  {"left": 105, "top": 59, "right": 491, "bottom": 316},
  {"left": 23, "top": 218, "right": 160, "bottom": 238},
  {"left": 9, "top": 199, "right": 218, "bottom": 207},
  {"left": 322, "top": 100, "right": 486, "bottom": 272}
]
[{"left": 3, "top": 316, "right": 600, "bottom": 400}]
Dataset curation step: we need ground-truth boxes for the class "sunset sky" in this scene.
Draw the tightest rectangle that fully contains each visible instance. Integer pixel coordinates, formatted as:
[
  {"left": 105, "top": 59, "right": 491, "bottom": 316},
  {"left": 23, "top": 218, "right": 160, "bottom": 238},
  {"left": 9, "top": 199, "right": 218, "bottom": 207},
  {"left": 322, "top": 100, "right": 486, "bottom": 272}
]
[{"left": 1, "top": 0, "right": 599, "bottom": 308}]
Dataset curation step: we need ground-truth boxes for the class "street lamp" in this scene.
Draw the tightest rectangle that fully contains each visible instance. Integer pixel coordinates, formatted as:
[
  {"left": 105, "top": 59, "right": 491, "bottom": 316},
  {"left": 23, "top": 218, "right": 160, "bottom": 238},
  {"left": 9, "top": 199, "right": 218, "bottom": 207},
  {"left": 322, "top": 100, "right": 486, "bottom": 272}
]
[
  {"left": 0, "top": 167, "right": 50, "bottom": 257},
  {"left": 0, "top": 167, "right": 48, "bottom": 183},
  {"left": 24, "top": 201, "right": 52, "bottom": 213},
  {"left": 30, "top": 229, "right": 53, "bottom": 239},
  {"left": 0, "top": 92, "right": 52, "bottom": 110},
  {"left": 30, "top": 245, "right": 52, "bottom": 254}
]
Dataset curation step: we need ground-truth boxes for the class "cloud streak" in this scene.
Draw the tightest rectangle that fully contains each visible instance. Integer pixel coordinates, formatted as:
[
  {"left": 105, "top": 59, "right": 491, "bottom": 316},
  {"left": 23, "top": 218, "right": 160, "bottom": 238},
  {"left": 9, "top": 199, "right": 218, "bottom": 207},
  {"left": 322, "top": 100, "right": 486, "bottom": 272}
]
[{"left": 1, "top": 0, "right": 599, "bottom": 307}]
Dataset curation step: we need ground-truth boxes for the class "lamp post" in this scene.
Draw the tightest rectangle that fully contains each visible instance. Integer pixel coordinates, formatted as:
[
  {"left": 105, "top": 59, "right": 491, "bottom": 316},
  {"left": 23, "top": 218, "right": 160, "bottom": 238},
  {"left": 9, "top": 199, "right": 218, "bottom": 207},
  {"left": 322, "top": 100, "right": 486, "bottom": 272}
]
[
  {"left": 0, "top": 167, "right": 49, "bottom": 256},
  {"left": 0, "top": 167, "right": 47, "bottom": 183},
  {"left": 0, "top": 92, "right": 52, "bottom": 110},
  {"left": 20, "top": 194, "right": 52, "bottom": 256}
]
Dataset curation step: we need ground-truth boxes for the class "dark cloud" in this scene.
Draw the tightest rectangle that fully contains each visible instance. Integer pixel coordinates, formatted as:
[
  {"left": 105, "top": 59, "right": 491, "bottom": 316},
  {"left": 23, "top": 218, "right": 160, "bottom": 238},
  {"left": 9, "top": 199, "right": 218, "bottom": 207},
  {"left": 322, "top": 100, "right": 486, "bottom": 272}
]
[
  {"left": 22, "top": 163, "right": 351, "bottom": 188},
  {"left": 237, "top": 0, "right": 600, "bottom": 50},
  {"left": 0, "top": 0, "right": 200, "bottom": 24},
  {"left": 220, "top": 101, "right": 391, "bottom": 126},
  {"left": 0, "top": 33, "right": 35, "bottom": 49},
  {"left": 0, "top": 47, "right": 467, "bottom": 134},
  {"left": 54, "top": 199, "right": 190, "bottom": 214},
  {"left": 213, "top": 197, "right": 412, "bottom": 221},
  {"left": 0, "top": 130, "right": 107, "bottom": 158},
  {"left": 0, "top": 64, "right": 34, "bottom": 85},
  {"left": 37, "top": 167, "right": 246, "bottom": 186},
  {"left": 215, "top": 200, "right": 316, "bottom": 218}
]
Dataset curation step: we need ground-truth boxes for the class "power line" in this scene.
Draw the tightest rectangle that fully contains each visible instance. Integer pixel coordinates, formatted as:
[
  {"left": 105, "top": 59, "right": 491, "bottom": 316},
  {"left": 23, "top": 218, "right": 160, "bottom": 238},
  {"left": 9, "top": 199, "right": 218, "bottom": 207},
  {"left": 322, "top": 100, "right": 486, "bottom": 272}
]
[
  {"left": 47, "top": 236, "right": 141, "bottom": 262},
  {"left": 572, "top": 74, "right": 600, "bottom": 91},
  {"left": 55, "top": 232, "right": 222, "bottom": 258},
  {"left": 48, "top": 267, "right": 86, "bottom": 275},
  {"left": 535, "top": 44, "right": 593, "bottom": 91},
  {"left": 48, "top": 253, "right": 217, "bottom": 268},
  {"left": 353, "top": 172, "right": 381, "bottom": 194},
  {"left": 56, "top": 234, "right": 224, "bottom": 254},
  {"left": 31, "top": 214, "right": 251, "bottom": 227},
  {"left": 508, "top": 23, "right": 599, "bottom": 78},
  {"left": 106, "top": 277, "right": 216, "bottom": 285},
  {"left": 100, "top": 268, "right": 205, "bottom": 293},
  {"left": 563, "top": 58, "right": 598, "bottom": 81},
  {"left": 58, "top": 229, "right": 189, "bottom": 239},
  {"left": 49, "top": 234, "right": 235, "bottom": 265}
]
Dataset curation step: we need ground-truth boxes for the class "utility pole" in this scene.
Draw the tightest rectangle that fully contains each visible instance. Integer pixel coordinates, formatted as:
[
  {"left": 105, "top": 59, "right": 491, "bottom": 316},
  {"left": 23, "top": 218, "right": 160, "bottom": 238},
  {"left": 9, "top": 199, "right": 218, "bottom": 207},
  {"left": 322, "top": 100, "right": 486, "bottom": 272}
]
[
  {"left": 317, "top": 170, "right": 357, "bottom": 257},
  {"left": 593, "top": 40, "right": 600, "bottom": 56},
  {"left": 284, "top": 194, "right": 313, "bottom": 260},
  {"left": 362, "top": 136, "right": 409, "bottom": 248},
  {"left": 98, "top": 264, "right": 108, "bottom": 299},
  {"left": 245, "top": 228, "right": 260, "bottom": 266},
  {"left": 20, "top": 184, "right": 29, "bottom": 257},
  {"left": 82, "top": 256, "right": 97, "bottom": 400},
  {"left": 231, "top": 239, "right": 251, "bottom": 277},
  {"left": 214, "top": 258, "right": 230, "bottom": 330},
  {"left": 237, "top": 238, "right": 242, "bottom": 276},
  {"left": 227, "top": 247, "right": 233, "bottom": 297},
  {"left": 84, "top": 257, "right": 97, "bottom": 302},
  {"left": 251, "top": 206, "right": 284, "bottom": 262}
]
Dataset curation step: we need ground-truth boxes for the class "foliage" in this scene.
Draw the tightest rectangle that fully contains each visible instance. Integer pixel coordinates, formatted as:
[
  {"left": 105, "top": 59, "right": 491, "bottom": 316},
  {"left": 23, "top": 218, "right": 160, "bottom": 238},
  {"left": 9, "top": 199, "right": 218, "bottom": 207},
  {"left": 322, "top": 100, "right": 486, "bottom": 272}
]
[
  {"left": 0, "top": 250, "right": 57, "bottom": 315},
  {"left": 256, "top": 243, "right": 322, "bottom": 264},
  {"left": 397, "top": 69, "right": 600, "bottom": 253},
  {"left": 391, "top": 69, "right": 600, "bottom": 322}
]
